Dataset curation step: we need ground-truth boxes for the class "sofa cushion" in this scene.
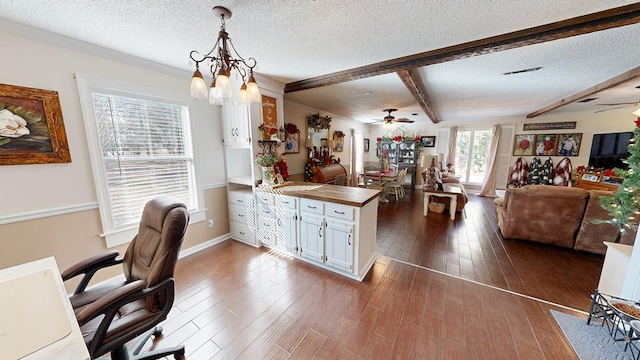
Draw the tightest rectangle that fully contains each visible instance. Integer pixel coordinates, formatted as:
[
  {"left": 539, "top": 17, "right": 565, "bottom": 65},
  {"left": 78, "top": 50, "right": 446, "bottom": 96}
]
[
  {"left": 495, "top": 185, "right": 588, "bottom": 248},
  {"left": 574, "top": 190, "right": 637, "bottom": 254}
]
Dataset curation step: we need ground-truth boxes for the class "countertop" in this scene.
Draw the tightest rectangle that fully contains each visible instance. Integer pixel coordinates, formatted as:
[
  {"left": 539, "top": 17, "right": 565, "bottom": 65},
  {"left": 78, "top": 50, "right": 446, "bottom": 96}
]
[{"left": 258, "top": 181, "right": 381, "bottom": 207}]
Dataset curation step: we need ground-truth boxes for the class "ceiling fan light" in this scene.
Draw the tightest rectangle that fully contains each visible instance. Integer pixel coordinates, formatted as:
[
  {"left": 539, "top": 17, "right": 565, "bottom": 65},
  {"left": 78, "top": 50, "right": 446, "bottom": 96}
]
[{"left": 190, "top": 69, "right": 208, "bottom": 99}]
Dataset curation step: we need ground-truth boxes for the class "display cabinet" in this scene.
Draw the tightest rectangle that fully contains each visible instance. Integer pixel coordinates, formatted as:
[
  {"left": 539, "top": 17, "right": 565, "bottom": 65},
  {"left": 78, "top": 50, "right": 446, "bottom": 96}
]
[{"left": 379, "top": 140, "right": 418, "bottom": 189}]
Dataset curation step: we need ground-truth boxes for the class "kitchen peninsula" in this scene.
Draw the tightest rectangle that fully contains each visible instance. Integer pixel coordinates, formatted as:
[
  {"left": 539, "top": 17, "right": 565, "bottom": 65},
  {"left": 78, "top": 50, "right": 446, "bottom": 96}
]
[{"left": 255, "top": 182, "right": 380, "bottom": 281}]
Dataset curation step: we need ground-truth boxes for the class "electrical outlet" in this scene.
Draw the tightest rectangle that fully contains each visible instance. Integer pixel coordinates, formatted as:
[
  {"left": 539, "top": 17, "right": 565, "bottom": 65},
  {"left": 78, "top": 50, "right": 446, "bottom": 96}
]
[{"left": 207, "top": 219, "right": 214, "bottom": 228}]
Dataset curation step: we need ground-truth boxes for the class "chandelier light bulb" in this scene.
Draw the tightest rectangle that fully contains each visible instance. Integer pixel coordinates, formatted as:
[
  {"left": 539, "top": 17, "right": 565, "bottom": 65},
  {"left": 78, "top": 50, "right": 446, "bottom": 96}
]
[
  {"left": 209, "top": 80, "right": 223, "bottom": 105},
  {"left": 238, "top": 83, "right": 250, "bottom": 107},
  {"left": 190, "top": 69, "right": 208, "bottom": 99},
  {"left": 246, "top": 73, "right": 261, "bottom": 102}
]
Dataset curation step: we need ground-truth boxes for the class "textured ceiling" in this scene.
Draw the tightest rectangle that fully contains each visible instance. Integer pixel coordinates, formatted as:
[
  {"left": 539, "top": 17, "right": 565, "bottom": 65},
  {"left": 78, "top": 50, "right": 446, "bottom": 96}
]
[{"left": 0, "top": 0, "right": 639, "bottom": 124}]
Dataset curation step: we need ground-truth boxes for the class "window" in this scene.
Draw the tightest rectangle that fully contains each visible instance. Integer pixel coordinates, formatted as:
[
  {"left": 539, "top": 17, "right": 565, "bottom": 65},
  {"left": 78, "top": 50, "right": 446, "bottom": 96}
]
[
  {"left": 454, "top": 129, "right": 492, "bottom": 183},
  {"left": 77, "top": 75, "right": 203, "bottom": 247}
]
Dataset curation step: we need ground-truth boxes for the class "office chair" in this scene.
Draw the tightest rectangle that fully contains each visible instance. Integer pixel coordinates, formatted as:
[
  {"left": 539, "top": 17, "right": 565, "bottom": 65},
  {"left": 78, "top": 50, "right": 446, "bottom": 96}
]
[{"left": 62, "top": 197, "right": 189, "bottom": 360}]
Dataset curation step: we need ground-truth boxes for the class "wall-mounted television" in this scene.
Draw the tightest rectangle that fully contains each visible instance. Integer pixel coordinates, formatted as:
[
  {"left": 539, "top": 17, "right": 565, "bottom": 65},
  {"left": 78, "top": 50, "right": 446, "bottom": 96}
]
[{"left": 589, "top": 131, "right": 633, "bottom": 169}]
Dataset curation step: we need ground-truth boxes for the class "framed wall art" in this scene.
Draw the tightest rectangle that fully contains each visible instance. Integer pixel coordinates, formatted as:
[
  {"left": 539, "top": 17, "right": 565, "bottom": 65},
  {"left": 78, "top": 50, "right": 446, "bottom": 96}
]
[
  {"left": 421, "top": 135, "right": 436, "bottom": 147},
  {"left": 513, "top": 134, "right": 535, "bottom": 156},
  {"left": 283, "top": 130, "right": 300, "bottom": 154},
  {"left": 364, "top": 138, "right": 370, "bottom": 152},
  {"left": 556, "top": 133, "right": 582, "bottom": 157},
  {"left": 333, "top": 130, "right": 344, "bottom": 152},
  {"left": 533, "top": 134, "right": 557, "bottom": 156},
  {"left": 0, "top": 83, "right": 71, "bottom": 165}
]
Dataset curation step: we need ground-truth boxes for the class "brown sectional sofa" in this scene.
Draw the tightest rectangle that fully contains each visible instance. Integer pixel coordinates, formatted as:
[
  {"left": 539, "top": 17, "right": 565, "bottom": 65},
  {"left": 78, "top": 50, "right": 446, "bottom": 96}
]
[{"left": 494, "top": 185, "right": 636, "bottom": 254}]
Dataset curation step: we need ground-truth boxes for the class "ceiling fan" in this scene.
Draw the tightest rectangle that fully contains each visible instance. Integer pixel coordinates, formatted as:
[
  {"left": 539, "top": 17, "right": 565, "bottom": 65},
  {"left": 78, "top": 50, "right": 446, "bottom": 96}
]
[
  {"left": 593, "top": 100, "right": 640, "bottom": 113},
  {"left": 373, "top": 108, "right": 415, "bottom": 125}
]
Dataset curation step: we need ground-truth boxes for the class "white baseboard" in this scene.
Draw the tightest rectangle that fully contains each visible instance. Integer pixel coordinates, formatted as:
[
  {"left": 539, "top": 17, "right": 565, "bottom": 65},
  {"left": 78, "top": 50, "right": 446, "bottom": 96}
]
[{"left": 179, "top": 233, "right": 232, "bottom": 259}]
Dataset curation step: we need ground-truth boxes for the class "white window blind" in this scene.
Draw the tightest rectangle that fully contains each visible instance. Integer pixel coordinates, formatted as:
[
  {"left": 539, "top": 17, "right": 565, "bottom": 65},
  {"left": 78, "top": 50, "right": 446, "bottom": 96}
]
[{"left": 91, "top": 93, "right": 197, "bottom": 230}]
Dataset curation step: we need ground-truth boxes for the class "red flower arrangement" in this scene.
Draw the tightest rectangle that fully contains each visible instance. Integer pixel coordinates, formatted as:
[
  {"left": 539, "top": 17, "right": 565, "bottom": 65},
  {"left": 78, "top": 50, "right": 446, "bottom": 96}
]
[
  {"left": 376, "top": 137, "right": 382, "bottom": 142},
  {"left": 334, "top": 130, "right": 344, "bottom": 138},
  {"left": 604, "top": 168, "right": 616, "bottom": 177},
  {"left": 283, "top": 123, "right": 298, "bottom": 134},
  {"left": 392, "top": 135, "right": 403, "bottom": 142},
  {"left": 635, "top": 117, "right": 640, "bottom": 128},
  {"left": 269, "top": 127, "right": 277, "bottom": 134}
]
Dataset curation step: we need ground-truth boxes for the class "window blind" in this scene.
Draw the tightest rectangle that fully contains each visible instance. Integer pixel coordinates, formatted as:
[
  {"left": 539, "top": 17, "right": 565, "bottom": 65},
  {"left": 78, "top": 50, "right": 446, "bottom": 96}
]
[{"left": 91, "top": 93, "right": 197, "bottom": 229}]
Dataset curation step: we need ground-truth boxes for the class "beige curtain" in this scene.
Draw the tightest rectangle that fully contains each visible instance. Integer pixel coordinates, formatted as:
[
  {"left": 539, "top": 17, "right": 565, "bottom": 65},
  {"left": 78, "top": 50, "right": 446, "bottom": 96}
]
[
  {"left": 479, "top": 124, "right": 502, "bottom": 197},
  {"left": 349, "top": 129, "right": 364, "bottom": 186},
  {"left": 447, "top": 126, "right": 458, "bottom": 166}
]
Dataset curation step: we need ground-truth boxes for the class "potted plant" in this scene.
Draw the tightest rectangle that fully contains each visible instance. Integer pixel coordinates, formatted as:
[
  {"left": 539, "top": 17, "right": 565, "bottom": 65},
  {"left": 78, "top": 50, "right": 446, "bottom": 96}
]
[{"left": 255, "top": 152, "right": 280, "bottom": 185}]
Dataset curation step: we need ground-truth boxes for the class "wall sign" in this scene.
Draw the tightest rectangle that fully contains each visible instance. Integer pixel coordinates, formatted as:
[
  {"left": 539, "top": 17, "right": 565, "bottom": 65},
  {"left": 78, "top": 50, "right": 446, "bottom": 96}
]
[
  {"left": 523, "top": 121, "right": 576, "bottom": 131},
  {"left": 261, "top": 95, "right": 278, "bottom": 129}
]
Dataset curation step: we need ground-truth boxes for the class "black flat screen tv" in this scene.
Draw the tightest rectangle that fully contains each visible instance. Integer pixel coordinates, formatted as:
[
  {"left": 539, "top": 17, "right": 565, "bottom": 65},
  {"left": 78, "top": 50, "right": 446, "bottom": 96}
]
[{"left": 589, "top": 131, "right": 633, "bottom": 169}]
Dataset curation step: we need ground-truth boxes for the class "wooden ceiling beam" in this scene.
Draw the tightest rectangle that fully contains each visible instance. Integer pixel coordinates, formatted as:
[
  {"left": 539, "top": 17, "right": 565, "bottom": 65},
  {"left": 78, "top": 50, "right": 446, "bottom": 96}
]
[
  {"left": 284, "top": 4, "right": 640, "bottom": 93},
  {"left": 526, "top": 65, "right": 640, "bottom": 118},
  {"left": 396, "top": 70, "right": 439, "bottom": 124}
]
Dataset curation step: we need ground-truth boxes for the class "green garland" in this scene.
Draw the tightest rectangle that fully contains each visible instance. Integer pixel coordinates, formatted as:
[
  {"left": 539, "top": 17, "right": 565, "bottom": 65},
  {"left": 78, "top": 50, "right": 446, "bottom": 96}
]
[
  {"left": 374, "top": 136, "right": 424, "bottom": 158},
  {"left": 307, "top": 113, "right": 332, "bottom": 129},
  {"left": 591, "top": 120, "right": 640, "bottom": 239}
]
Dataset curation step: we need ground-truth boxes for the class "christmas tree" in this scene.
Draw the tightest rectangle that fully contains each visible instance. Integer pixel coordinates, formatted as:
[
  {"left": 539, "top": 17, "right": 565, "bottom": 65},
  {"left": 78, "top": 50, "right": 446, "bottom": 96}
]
[{"left": 591, "top": 117, "right": 640, "bottom": 241}]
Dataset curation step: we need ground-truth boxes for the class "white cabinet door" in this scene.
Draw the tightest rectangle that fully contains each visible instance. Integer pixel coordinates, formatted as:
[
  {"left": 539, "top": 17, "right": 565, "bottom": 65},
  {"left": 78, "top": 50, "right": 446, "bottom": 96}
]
[
  {"left": 277, "top": 207, "right": 298, "bottom": 253},
  {"left": 300, "top": 212, "right": 324, "bottom": 262},
  {"left": 222, "top": 102, "right": 251, "bottom": 147},
  {"left": 325, "top": 219, "right": 354, "bottom": 271}
]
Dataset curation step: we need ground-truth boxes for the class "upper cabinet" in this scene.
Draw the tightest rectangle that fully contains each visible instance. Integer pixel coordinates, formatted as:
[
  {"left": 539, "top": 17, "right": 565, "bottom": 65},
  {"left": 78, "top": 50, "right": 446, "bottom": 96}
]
[{"left": 221, "top": 102, "right": 252, "bottom": 148}]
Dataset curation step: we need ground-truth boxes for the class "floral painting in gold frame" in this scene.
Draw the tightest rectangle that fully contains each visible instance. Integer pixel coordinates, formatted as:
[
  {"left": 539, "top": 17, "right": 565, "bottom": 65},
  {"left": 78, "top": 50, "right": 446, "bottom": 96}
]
[{"left": 0, "top": 83, "right": 71, "bottom": 165}]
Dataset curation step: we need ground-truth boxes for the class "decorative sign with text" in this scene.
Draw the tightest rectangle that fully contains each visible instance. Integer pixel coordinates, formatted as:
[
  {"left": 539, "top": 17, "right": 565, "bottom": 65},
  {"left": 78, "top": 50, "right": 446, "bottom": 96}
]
[
  {"left": 261, "top": 95, "right": 277, "bottom": 128},
  {"left": 523, "top": 121, "right": 576, "bottom": 131}
]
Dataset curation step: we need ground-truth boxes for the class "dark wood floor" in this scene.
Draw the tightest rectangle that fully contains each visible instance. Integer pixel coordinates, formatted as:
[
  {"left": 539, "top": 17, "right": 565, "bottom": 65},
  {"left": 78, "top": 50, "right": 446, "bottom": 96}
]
[{"left": 147, "top": 191, "right": 603, "bottom": 359}]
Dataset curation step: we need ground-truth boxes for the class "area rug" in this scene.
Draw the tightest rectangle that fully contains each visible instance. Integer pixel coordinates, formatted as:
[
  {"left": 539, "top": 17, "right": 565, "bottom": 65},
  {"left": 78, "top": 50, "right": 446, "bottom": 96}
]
[{"left": 551, "top": 309, "right": 633, "bottom": 359}]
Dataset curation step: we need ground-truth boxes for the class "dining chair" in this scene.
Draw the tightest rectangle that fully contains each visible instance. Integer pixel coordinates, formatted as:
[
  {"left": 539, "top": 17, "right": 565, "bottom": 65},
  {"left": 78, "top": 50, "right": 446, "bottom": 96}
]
[{"left": 385, "top": 168, "right": 406, "bottom": 201}]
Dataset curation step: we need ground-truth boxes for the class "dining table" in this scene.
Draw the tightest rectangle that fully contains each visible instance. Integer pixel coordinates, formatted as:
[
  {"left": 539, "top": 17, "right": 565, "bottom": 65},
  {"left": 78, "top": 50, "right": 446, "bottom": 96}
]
[{"left": 364, "top": 168, "right": 399, "bottom": 202}]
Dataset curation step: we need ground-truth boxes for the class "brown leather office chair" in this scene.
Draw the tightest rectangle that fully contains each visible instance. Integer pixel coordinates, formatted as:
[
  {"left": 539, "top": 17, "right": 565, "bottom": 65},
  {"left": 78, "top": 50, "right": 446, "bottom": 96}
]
[{"left": 62, "top": 197, "right": 189, "bottom": 360}]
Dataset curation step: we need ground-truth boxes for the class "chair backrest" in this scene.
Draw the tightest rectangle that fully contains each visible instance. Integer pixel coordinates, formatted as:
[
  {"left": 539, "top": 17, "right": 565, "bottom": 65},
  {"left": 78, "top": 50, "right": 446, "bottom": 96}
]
[
  {"left": 398, "top": 168, "right": 407, "bottom": 184},
  {"left": 389, "top": 164, "right": 398, "bottom": 171},
  {"left": 123, "top": 197, "right": 190, "bottom": 290},
  {"left": 335, "top": 174, "right": 346, "bottom": 186}
]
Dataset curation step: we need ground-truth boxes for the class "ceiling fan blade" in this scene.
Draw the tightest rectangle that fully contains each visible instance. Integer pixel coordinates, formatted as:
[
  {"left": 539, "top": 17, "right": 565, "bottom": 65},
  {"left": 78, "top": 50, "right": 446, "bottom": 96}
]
[
  {"left": 395, "top": 118, "right": 414, "bottom": 123},
  {"left": 596, "top": 102, "right": 638, "bottom": 106},
  {"left": 594, "top": 105, "right": 628, "bottom": 113}
]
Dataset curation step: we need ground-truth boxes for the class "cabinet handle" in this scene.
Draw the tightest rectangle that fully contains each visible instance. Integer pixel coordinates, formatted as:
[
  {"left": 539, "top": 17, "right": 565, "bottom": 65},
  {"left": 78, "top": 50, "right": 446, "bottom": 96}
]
[
  {"left": 334, "top": 210, "right": 345, "bottom": 215},
  {"left": 283, "top": 201, "right": 289, "bottom": 204},
  {"left": 348, "top": 234, "right": 351, "bottom": 245},
  {"left": 307, "top": 205, "right": 317, "bottom": 209},
  {"left": 239, "top": 231, "right": 245, "bottom": 235},
  {"left": 277, "top": 218, "right": 281, "bottom": 226},
  {"left": 236, "top": 199, "right": 244, "bottom": 203},
  {"left": 238, "top": 214, "right": 244, "bottom": 217},
  {"left": 319, "top": 228, "right": 322, "bottom": 238}
]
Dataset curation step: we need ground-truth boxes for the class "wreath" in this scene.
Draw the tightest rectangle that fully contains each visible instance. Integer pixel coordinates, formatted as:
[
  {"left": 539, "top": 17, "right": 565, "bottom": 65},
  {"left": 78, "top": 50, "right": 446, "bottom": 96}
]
[
  {"left": 375, "top": 136, "right": 424, "bottom": 158},
  {"left": 307, "top": 113, "right": 332, "bottom": 129}
]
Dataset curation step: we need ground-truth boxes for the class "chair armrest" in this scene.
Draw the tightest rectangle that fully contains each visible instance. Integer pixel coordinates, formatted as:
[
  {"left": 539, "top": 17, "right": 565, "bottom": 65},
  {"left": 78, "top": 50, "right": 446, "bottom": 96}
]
[
  {"left": 62, "top": 250, "right": 123, "bottom": 295},
  {"left": 75, "top": 279, "right": 146, "bottom": 326}
]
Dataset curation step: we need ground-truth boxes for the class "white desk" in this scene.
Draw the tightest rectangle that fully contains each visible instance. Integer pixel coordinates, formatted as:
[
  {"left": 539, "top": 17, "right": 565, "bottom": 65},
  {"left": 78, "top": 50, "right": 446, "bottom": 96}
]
[
  {"left": 0, "top": 257, "right": 89, "bottom": 360},
  {"left": 423, "top": 184, "right": 464, "bottom": 221}
]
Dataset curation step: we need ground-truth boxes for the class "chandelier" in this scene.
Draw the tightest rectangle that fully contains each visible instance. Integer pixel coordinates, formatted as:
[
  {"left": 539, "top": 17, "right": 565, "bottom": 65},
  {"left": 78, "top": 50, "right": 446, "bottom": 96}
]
[{"left": 189, "top": 6, "right": 261, "bottom": 106}]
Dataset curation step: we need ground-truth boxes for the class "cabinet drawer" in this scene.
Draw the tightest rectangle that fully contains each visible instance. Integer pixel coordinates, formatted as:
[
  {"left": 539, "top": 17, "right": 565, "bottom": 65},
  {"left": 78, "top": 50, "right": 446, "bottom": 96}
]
[
  {"left": 256, "top": 191, "right": 275, "bottom": 206},
  {"left": 230, "top": 222, "right": 255, "bottom": 244},
  {"left": 275, "top": 195, "right": 297, "bottom": 209},
  {"left": 228, "top": 189, "right": 254, "bottom": 206},
  {"left": 300, "top": 198, "right": 324, "bottom": 214},
  {"left": 326, "top": 203, "right": 355, "bottom": 221},
  {"left": 229, "top": 203, "right": 249, "bottom": 224}
]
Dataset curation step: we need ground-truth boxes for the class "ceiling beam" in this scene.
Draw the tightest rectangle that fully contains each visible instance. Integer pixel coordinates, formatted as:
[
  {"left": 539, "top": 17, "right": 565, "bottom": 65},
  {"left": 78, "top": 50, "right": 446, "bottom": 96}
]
[
  {"left": 526, "top": 65, "right": 640, "bottom": 118},
  {"left": 396, "top": 70, "right": 439, "bottom": 124},
  {"left": 285, "top": 3, "right": 640, "bottom": 93}
]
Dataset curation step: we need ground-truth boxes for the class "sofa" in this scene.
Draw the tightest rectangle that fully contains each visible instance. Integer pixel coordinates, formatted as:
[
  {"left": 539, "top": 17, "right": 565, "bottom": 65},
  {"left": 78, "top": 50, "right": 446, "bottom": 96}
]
[{"left": 494, "top": 185, "right": 637, "bottom": 253}]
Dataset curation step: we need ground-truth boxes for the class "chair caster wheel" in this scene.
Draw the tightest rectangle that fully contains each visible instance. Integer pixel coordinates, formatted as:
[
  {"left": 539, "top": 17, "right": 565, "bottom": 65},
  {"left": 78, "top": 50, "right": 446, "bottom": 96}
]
[
  {"left": 153, "top": 326, "right": 164, "bottom": 337},
  {"left": 174, "top": 348, "right": 186, "bottom": 359}
]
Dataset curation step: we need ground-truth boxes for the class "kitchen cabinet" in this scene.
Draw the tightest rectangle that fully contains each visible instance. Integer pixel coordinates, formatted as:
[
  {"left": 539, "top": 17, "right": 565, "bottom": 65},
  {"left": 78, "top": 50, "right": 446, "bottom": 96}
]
[
  {"left": 227, "top": 188, "right": 256, "bottom": 246},
  {"left": 221, "top": 101, "right": 251, "bottom": 147}
]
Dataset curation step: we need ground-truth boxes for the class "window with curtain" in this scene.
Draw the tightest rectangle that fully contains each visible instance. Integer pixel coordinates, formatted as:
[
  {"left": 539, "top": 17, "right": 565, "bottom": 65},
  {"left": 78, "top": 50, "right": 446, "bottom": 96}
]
[
  {"left": 77, "top": 75, "right": 201, "bottom": 247},
  {"left": 455, "top": 129, "right": 492, "bottom": 183}
]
